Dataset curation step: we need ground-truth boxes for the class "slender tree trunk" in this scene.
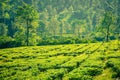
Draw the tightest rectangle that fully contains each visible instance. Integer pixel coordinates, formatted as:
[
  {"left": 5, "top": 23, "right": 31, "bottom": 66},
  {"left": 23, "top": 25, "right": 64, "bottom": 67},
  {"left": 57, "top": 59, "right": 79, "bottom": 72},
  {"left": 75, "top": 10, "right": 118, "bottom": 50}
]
[
  {"left": 44, "top": 31, "right": 47, "bottom": 39},
  {"left": 106, "top": 24, "right": 110, "bottom": 42},
  {"left": 26, "top": 19, "right": 29, "bottom": 46},
  {"left": 78, "top": 27, "right": 80, "bottom": 38},
  {"left": 60, "top": 21, "right": 63, "bottom": 40},
  {"left": 60, "top": 26, "right": 63, "bottom": 39},
  {"left": 2, "top": 8, "right": 5, "bottom": 36},
  {"left": 53, "top": 29, "right": 56, "bottom": 38},
  {"left": 73, "top": 26, "right": 76, "bottom": 37},
  {"left": 106, "top": 29, "right": 109, "bottom": 42}
]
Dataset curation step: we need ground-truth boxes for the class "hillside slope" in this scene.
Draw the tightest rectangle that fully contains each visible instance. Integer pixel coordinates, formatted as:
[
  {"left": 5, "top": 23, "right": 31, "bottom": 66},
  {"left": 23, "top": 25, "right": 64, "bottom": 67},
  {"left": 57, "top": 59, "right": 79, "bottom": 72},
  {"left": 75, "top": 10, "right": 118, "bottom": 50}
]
[{"left": 0, "top": 40, "right": 120, "bottom": 80}]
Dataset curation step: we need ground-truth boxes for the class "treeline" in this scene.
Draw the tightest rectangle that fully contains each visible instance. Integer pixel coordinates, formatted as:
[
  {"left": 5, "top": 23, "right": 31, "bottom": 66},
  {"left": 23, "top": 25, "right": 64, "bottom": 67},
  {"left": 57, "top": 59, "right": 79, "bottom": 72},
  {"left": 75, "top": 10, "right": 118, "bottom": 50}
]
[{"left": 0, "top": 0, "right": 120, "bottom": 48}]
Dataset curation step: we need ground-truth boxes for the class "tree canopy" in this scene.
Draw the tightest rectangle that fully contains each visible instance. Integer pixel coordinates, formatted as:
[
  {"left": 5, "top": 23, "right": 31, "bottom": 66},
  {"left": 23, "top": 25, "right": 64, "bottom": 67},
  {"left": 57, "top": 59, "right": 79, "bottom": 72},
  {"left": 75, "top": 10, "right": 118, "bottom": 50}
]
[{"left": 0, "top": 0, "right": 119, "bottom": 48}]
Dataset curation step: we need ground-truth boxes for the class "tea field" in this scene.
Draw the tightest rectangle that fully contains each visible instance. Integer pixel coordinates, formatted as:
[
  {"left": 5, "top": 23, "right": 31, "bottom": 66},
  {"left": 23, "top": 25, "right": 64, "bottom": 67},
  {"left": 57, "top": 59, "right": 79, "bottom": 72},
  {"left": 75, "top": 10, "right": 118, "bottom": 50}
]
[{"left": 0, "top": 40, "right": 120, "bottom": 80}]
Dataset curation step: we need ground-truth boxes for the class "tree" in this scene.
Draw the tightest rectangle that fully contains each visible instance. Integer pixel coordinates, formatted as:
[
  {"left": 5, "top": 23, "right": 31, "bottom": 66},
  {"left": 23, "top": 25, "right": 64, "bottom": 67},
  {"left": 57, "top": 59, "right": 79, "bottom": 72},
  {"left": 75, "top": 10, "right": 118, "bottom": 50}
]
[
  {"left": 16, "top": 2, "right": 39, "bottom": 46},
  {"left": 0, "top": 0, "right": 10, "bottom": 36},
  {"left": 102, "top": 12, "right": 113, "bottom": 42},
  {"left": 39, "top": 9, "right": 49, "bottom": 38},
  {"left": 101, "top": 0, "right": 118, "bottom": 42},
  {"left": 49, "top": 16, "right": 60, "bottom": 38}
]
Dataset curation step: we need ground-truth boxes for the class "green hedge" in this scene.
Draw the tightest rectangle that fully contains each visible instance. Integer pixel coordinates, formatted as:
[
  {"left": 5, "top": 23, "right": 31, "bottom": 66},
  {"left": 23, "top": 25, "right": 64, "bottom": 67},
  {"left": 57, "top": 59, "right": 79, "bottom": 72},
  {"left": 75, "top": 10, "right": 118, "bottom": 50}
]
[{"left": 0, "top": 36, "right": 21, "bottom": 49}]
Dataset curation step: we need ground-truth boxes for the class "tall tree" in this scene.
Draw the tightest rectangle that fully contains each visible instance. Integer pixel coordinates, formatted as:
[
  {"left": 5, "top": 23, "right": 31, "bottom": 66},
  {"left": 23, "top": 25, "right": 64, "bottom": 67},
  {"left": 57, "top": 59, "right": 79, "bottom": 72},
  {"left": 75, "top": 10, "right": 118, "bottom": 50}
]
[
  {"left": 0, "top": 0, "right": 10, "bottom": 36},
  {"left": 16, "top": 2, "right": 39, "bottom": 46}
]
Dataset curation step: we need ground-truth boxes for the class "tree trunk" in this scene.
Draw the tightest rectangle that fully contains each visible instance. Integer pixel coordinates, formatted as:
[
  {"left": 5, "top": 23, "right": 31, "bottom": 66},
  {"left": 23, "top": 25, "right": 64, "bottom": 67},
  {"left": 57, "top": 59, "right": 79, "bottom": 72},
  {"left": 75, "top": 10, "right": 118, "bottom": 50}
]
[
  {"left": 53, "top": 29, "right": 56, "bottom": 38},
  {"left": 78, "top": 28, "right": 80, "bottom": 38},
  {"left": 2, "top": 8, "right": 5, "bottom": 36},
  {"left": 106, "top": 24, "right": 110, "bottom": 42},
  {"left": 60, "top": 21, "right": 63, "bottom": 40},
  {"left": 73, "top": 26, "right": 76, "bottom": 37},
  {"left": 26, "top": 19, "right": 29, "bottom": 46},
  {"left": 60, "top": 26, "right": 63, "bottom": 39}
]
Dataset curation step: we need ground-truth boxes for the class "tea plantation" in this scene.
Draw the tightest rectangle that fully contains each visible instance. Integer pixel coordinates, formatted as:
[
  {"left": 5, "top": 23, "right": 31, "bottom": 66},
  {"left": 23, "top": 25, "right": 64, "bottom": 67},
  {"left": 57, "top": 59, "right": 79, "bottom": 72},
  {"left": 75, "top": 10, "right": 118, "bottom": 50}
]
[{"left": 0, "top": 40, "right": 120, "bottom": 80}]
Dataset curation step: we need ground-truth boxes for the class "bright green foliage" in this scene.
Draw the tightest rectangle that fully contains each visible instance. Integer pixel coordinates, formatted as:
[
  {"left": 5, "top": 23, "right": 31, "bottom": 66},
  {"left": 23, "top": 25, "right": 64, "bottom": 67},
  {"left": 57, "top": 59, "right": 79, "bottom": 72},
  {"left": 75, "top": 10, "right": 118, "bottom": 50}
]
[
  {"left": 16, "top": 2, "right": 39, "bottom": 46},
  {"left": 0, "top": 40, "right": 119, "bottom": 80}
]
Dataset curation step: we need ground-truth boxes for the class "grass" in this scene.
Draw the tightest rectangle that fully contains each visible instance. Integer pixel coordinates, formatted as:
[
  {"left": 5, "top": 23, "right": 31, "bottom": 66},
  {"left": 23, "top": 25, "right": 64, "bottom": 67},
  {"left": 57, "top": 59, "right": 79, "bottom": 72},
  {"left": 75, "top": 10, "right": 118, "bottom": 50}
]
[{"left": 0, "top": 40, "right": 120, "bottom": 80}]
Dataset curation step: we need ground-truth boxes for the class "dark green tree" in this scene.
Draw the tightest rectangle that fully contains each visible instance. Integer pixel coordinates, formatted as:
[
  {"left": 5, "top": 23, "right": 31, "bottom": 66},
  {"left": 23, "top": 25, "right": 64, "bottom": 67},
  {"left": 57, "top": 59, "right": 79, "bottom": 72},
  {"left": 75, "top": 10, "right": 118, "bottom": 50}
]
[
  {"left": 0, "top": 0, "right": 10, "bottom": 36},
  {"left": 16, "top": 3, "right": 39, "bottom": 46}
]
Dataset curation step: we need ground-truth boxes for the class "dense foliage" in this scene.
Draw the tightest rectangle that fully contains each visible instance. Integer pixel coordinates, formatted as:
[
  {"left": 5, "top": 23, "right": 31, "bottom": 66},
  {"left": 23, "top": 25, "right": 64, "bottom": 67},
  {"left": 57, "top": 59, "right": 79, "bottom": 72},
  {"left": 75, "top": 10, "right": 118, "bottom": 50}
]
[{"left": 0, "top": 0, "right": 120, "bottom": 47}]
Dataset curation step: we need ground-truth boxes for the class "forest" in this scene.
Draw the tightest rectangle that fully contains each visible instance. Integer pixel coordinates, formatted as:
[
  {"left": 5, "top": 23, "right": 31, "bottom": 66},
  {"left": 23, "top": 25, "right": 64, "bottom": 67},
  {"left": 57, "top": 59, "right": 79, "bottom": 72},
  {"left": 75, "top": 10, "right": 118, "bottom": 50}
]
[{"left": 0, "top": 0, "right": 119, "bottom": 48}]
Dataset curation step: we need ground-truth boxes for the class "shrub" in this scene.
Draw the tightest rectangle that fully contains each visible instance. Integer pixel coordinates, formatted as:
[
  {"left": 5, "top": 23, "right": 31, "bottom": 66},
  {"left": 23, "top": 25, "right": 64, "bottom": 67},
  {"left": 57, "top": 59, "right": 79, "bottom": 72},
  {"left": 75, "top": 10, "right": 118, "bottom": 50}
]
[
  {"left": 105, "top": 60, "right": 114, "bottom": 68},
  {"left": 37, "top": 37, "right": 98, "bottom": 46},
  {"left": 112, "top": 65, "right": 120, "bottom": 78},
  {"left": 0, "top": 36, "right": 22, "bottom": 48},
  {"left": 63, "top": 39, "right": 75, "bottom": 44},
  {"left": 86, "top": 68, "right": 102, "bottom": 76},
  {"left": 75, "top": 38, "right": 82, "bottom": 43},
  {"left": 105, "top": 60, "right": 120, "bottom": 78},
  {"left": 81, "top": 75, "right": 93, "bottom": 80}
]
